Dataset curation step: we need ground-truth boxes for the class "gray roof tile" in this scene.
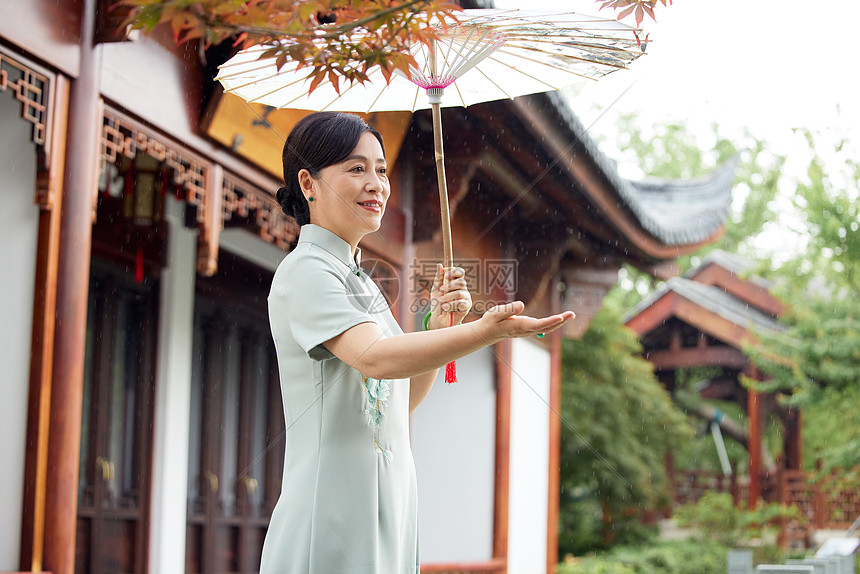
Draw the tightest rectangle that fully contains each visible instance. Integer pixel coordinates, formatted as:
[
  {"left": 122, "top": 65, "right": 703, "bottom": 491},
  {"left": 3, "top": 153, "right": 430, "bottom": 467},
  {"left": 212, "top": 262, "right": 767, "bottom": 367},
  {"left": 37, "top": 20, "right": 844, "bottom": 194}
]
[{"left": 544, "top": 91, "right": 736, "bottom": 246}]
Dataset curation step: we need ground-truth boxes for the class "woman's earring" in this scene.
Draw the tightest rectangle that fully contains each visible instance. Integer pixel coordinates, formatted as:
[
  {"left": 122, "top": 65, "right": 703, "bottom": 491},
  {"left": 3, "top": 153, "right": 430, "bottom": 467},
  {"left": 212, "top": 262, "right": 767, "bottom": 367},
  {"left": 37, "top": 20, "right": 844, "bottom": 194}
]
[{"left": 308, "top": 196, "right": 314, "bottom": 202}]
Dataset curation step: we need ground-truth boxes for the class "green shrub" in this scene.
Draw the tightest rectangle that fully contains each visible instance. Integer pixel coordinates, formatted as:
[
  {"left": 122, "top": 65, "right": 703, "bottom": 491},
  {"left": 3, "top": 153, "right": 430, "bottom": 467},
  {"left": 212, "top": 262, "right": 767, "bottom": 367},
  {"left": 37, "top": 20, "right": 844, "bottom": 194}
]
[
  {"left": 557, "top": 540, "right": 726, "bottom": 574},
  {"left": 673, "top": 491, "right": 800, "bottom": 547}
]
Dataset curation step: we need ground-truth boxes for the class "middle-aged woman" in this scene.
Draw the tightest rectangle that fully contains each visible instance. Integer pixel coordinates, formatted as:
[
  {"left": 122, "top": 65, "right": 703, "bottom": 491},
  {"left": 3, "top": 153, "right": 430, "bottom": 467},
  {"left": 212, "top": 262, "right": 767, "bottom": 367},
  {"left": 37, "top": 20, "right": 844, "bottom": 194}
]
[{"left": 261, "top": 111, "right": 575, "bottom": 573}]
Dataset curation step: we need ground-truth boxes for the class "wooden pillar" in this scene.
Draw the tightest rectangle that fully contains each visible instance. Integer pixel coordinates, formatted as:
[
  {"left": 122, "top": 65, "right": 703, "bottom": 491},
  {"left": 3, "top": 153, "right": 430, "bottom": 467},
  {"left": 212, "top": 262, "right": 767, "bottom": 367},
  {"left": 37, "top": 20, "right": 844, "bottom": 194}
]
[
  {"left": 20, "top": 74, "right": 70, "bottom": 572},
  {"left": 43, "top": 0, "right": 102, "bottom": 571},
  {"left": 784, "top": 408, "right": 803, "bottom": 471},
  {"left": 493, "top": 339, "right": 512, "bottom": 572},
  {"left": 747, "top": 382, "right": 762, "bottom": 509},
  {"left": 546, "top": 283, "right": 562, "bottom": 574},
  {"left": 664, "top": 452, "right": 677, "bottom": 507},
  {"left": 776, "top": 467, "right": 788, "bottom": 549}
]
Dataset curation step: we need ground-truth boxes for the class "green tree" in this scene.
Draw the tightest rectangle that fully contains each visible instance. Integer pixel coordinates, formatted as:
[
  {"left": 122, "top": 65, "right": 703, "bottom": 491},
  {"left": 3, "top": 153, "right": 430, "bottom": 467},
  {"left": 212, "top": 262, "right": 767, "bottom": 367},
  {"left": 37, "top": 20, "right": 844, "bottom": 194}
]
[
  {"left": 745, "top": 128, "right": 860, "bottom": 473},
  {"left": 559, "top": 298, "right": 692, "bottom": 555}
]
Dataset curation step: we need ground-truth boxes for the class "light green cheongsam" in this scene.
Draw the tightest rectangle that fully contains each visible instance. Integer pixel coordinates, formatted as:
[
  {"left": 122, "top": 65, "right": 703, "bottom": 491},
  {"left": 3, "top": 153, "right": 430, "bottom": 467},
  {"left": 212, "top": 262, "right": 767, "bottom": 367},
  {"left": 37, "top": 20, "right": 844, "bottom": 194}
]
[{"left": 261, "top": 224, "right": 419, "bottom": 573}]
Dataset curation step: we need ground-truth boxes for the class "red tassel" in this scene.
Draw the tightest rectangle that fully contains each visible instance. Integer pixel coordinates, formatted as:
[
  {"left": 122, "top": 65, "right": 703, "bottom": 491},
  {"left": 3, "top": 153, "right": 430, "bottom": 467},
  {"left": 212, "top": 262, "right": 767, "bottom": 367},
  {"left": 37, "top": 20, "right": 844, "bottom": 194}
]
[
  {"left": 445, "top": 360, "right": 457, "bottom": 384},
  {"left": 444, "top": 312, "right": 457, "bottom": 384},
  {"left": 135, "top": 245, "right": 144, "bottom": 283}
]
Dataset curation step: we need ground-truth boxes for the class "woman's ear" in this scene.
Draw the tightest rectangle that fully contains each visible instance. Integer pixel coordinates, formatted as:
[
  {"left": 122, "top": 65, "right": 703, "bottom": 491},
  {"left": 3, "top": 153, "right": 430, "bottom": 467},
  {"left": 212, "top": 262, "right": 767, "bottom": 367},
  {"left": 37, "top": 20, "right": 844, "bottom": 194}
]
[{"left": 297, "top": 169, "right": 315, "bottom": 196}]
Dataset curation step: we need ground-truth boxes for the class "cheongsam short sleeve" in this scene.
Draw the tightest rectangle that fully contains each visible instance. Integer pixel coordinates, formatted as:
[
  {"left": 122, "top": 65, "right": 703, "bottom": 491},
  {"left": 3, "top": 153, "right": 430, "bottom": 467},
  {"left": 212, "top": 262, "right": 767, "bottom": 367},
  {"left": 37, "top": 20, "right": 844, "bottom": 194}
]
[{"left": 272, "top": 257, "right": 375, "bottom": 361}]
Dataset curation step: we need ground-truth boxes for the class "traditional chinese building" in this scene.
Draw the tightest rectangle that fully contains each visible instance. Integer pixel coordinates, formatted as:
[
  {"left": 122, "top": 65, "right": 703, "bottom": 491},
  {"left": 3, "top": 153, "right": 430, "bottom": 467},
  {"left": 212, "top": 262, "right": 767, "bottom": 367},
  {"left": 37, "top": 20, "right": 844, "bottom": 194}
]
[
  {"left": 625, "top": 250, "right": 797, "bottom": 507},
  {"left": 0, "top": 1, "right": 733, "bottom": 573}
]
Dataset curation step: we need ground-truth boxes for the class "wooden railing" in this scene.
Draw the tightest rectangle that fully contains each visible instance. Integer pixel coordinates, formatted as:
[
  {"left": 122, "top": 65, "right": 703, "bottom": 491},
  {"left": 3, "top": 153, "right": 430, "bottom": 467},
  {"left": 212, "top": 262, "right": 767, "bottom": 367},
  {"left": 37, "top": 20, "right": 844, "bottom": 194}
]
[
  {"left": 671, "top": 467, "right": 860, "bottom": 548},
  {"left": 421, "top": 558, "right": 506, "bottom": 574}
]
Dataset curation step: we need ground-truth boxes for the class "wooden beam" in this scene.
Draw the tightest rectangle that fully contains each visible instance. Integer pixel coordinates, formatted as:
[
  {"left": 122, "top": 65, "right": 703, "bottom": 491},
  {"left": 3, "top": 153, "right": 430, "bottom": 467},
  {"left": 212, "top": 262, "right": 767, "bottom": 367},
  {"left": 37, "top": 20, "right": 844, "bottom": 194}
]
[
  {"left": 197, "top": 163, "right": 223, "bottom": 276},
  {"left": 646, "top": 346, "right": 748, "bottom": 370},
  {"left": 625, "top": 290, "right": 677, "bottom": 336},
  {"left": 21, "top": 73, "right": 69, "bottom": 573},
  {"left": 673, "top": 296, "right": 755, "bottom": 349},
  {"left": 697, "top": 377, "right": 744, "bottom": 401},
  {"left": 493, "top": 340, "right": 512, "bottom": 570},
  {"left": 477, "top": 146, "right": 546, "bottom": 213},
  {"left": 747, "top": 367, "right": 762, "bottom": 509},
  {"left": 669, "top": 325, "right": 682, "bottom": 352},
  {"left": 467, "top": 105, "right": 641, "bottom": 262},
  {"left": 421, "top": 559, "right": 506, "bottom": 573},
  {"left": 43, "top": 1, "right": 100, "bottom": 571},
  {"left": 783, "top": 408, "right": 803, "bottom": 471}
]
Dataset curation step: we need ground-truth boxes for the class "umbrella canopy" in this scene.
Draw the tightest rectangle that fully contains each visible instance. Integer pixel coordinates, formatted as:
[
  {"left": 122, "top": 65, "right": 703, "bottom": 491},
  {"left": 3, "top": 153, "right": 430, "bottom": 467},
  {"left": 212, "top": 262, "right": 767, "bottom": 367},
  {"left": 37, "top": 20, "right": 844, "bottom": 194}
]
[{"left": 216, "top": 9, "right": 645, "bottom": 113}]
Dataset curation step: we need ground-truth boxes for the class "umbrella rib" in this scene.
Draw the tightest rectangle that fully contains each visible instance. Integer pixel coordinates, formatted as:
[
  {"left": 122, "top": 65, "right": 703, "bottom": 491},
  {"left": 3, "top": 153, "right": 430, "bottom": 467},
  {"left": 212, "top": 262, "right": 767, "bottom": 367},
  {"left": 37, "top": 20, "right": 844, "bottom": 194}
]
[
  {"left": 447, "top": 25, "right": 491, "bottom": 75},
  {"left": 470, "top": 65, "right": 515, "bottom": 100},
  {"left": 450, "top": 37, "right": 503, "bottom": 80},
  {"left": 361, "top": 80, "right": 392, "bottom": 113},
  {"left": 227, "top": 68, "right": 307, "bottom": 98},
  {"left": 243, "top": 72, "right": 316, "bottom": 105},
  {"left": 439, "top": 24, "right": 465, "bottom": 78},
  {"left": 451, "top": 80, "right": 468, "bottom": 108},
  {"left": 416, "top": 41, "right": 432, "bottom": 80},
  {"left": 316, "top": 73, "right": 389, "bottom": 112},
  {"left": 411, "top": 86, "right": 422, "bottom": 112},
  {"left": 484, "top": 53, "right": 586, "bottom": 90},
  {"left": 447, "top": 27, "right": 499, "bottom": 79},
  {"left": 216, "top": 61, "right": 284, "bottom": 82}
]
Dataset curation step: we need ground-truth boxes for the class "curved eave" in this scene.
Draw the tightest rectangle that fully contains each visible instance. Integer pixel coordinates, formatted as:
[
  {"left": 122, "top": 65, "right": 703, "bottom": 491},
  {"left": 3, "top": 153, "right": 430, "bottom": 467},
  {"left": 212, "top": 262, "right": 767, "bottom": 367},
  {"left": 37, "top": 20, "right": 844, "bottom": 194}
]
[
  {"left": 625, "top": 277, "right": 785, "bottom": 343},
  {"left": 512, "top": 92, "right": 735, "bottom": 261},
  {"left": 624, "top": 158, "right": 737, "bottom": 246}
]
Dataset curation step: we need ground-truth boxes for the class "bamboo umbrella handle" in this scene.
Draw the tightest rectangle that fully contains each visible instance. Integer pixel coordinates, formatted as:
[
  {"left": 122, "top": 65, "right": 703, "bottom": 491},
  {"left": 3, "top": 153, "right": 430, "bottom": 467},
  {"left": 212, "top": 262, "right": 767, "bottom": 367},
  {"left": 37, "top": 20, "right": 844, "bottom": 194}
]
[{"left": 431, "top": 101, "right": 454, "bottom": 270}]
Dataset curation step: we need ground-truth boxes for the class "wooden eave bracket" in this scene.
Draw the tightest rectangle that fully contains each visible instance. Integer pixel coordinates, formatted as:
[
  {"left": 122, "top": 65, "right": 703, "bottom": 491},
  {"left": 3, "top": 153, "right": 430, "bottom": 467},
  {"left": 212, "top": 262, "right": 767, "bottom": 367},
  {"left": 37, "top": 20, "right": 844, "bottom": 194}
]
[
  {"left": 0, "top": 47, "right": 57, "bottom": 209},
  {"left": 197, "top": 164, "right": 223, "bottom": 277}
]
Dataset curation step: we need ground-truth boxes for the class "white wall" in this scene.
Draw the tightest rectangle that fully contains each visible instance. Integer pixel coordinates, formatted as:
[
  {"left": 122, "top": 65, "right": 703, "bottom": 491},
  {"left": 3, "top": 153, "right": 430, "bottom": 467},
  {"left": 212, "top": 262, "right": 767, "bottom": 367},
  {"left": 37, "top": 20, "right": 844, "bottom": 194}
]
[
  {"left": 147, "top": 212, "right": 284, "bottom": 573},
  {"left": 0, "top": 94, "right": 39, "bottom": 569},
  {"left": 411, "top": 347, "right": 497, "bottom": 563},
  {"left": 220, "top": 228, "right": 287, "bottom": 272},
  {"left": 148, "top": 197, "right": 197, "bottom": 574},
  {"left": 508, "top": 339, "right": 551, "bottom": 574},
  {"left": 100, "top": 37, "right": 198, "bottom": 152}
]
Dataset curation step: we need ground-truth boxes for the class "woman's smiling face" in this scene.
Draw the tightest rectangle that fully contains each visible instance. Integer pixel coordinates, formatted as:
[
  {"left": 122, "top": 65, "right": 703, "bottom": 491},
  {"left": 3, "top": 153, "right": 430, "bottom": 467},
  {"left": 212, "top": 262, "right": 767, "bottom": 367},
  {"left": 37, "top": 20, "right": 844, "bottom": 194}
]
[{"left": 301, "top": 131, "right": 390, "bottom": 250}]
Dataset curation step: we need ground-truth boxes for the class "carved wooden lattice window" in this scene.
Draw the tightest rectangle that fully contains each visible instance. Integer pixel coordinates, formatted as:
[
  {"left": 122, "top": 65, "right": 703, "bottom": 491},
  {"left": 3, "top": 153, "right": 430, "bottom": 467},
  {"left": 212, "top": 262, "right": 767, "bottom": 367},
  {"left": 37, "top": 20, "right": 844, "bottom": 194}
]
[
  {"left": 222, "top": 173, "right": 299, "bottom": 250},
  {"left": 0, "top": 47, "right": 51, "bottom": 147},
  {"left": 100, "top": 110, "right": 209, "bottom": 224},
  {"left": 99, "top": 108, "right": 298, "bottom": 275}
]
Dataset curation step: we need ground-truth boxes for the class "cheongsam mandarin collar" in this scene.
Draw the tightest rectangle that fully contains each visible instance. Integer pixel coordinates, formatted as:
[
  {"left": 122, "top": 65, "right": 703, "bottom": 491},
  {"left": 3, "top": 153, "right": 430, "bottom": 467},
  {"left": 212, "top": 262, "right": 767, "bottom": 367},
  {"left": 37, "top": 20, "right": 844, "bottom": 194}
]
[{"left": 297, "top": 224, "right": 363, "bottom": 272}]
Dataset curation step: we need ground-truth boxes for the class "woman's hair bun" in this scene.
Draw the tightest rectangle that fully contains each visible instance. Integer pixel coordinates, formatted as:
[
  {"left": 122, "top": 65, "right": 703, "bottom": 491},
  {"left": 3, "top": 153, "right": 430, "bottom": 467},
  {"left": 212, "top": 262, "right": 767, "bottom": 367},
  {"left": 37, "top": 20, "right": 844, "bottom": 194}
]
[{"left": 276, "top": 185, "right": 310, "bottom": 225}]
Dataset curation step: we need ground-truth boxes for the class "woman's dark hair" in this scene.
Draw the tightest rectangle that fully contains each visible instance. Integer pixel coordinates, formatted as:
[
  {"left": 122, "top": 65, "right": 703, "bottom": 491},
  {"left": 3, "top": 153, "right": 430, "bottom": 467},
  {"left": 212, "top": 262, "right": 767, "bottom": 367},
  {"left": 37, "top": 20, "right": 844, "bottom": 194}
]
[{"left": 277, "top": 112, "right": 385, "bottom": 226}]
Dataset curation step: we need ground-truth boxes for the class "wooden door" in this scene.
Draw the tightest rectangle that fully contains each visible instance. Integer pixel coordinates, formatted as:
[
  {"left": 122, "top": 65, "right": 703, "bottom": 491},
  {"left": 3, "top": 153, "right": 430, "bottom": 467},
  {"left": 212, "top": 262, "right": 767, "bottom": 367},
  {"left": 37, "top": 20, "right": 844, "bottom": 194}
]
[
  {"left": 76, "top": 261, "right": 157, "bottom": 574},
  {"left": 185, "top": 299, "right": 285, "bottom": 574}
]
